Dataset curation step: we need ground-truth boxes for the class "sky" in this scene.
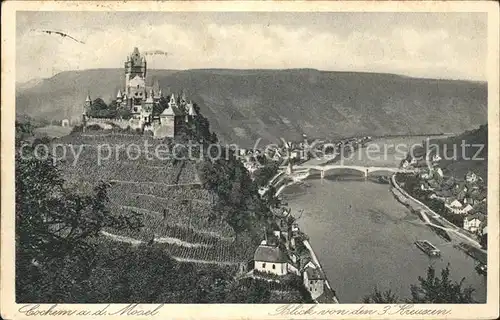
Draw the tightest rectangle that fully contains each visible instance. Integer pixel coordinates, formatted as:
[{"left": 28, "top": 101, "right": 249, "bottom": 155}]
[{"left": 16, "top": 11, "right": 487, "bottom": 83}]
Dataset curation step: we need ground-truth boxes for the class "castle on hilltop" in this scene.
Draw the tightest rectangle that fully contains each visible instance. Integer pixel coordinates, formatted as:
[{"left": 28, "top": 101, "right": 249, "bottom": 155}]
[{"left": 82, "top": 47, "right": 197, "bottom": 138}]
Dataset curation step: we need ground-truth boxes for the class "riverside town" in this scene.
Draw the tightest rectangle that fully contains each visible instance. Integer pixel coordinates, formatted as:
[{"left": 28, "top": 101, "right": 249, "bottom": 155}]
[{"left": 10, "top": 9, "right": 494, "bottom": 311}]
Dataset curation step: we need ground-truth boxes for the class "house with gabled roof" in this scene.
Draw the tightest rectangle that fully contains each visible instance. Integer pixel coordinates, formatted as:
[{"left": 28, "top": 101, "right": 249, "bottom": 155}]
[
  {"left": 463, "top": 213, "right": 486, "bottom": 233},
  {"left": 302, "top": 261, "right": 326, "bottom": 300},
  {"left": 253, "top": 241, "right": 291, "bottom": 276}
]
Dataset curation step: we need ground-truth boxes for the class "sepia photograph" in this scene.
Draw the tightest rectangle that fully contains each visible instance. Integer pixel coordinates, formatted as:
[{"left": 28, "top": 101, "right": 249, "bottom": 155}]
[{"left": 1, "top": 1, "right": 499, "bottom": 319}]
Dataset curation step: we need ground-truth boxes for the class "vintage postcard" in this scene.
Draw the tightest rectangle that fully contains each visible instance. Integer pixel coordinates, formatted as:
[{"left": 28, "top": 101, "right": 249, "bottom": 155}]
[{"left": 1, "top": 1, "right": 499, "bottom": 319}]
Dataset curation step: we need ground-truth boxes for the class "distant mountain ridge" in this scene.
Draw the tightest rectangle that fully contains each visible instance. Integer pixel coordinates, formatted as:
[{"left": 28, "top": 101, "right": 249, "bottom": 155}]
[{"left": 16, "top": 68, "right": 487, "bottom": 147}]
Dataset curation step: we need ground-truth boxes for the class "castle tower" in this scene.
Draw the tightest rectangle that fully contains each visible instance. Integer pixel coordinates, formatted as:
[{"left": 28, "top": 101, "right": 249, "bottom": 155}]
[
  {"left": 124, "top": 47, "right": 147, "bottom": 108},
  {"left": 125, "top": 47, "right": 147, "bottom": 83}
]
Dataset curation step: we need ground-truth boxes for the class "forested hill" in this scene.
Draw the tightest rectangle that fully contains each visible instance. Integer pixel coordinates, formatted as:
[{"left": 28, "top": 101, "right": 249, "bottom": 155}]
[
  {"left": 431, "top": 124, "right": 488, "bottom": 179},
  {"left": 16, "top": 69, "right": 487, "bottom": 147}
]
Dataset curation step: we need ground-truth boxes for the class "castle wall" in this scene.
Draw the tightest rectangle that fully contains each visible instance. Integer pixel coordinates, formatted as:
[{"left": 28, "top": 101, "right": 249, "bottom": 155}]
[
  {"left": 153, "top": 118, "right": 175, "bottom": 139},
  {"left": 86, "top": 117, "right": 131, "bottom": 130}
]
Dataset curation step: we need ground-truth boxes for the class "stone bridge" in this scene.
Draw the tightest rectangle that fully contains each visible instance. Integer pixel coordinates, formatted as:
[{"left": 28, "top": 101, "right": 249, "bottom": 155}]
[{"left": 283, "top": 164, "right": 415, "bottom": 178}]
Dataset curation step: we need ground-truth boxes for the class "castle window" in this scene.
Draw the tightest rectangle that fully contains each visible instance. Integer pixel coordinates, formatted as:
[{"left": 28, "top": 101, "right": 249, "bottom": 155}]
[
  {"left": 139, "top": 92, "right": 143, "bottom": 96},
  {"left": 262, "top": 263, "right": 266, "bottom": 268},
  {"left": 135, "top": 93, "right": 138, "bottom": 96},
  {"left": 272, "top": 264, "right": 276, "bottom": 269},
  {"left": 137, "top": 85, "right": 139, "bottom": 89}
]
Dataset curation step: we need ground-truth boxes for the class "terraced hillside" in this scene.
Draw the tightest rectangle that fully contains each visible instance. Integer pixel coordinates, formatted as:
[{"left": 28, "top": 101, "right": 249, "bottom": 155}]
[{"left": 55, "top": 131, "right": 255, "bottom": 264}]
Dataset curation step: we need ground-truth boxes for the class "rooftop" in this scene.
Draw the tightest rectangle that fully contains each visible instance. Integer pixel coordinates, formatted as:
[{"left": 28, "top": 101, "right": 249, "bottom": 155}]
[
  {"left": 253, "top": 244, "right": 289, "bottom": 263},
  {"left": 305, "top": 266, "right": 325, "bottom": 280}
]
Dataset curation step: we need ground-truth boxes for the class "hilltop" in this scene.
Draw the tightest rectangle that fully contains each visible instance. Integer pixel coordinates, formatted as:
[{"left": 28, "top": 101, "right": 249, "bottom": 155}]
[{"left": 16, "top": 69, "right": 487, "bottom": 147}]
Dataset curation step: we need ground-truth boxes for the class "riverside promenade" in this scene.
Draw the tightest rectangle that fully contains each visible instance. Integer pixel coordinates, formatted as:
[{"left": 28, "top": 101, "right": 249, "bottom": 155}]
[{"left": 390, "top": 174, "right": 485, "bottom": 251}]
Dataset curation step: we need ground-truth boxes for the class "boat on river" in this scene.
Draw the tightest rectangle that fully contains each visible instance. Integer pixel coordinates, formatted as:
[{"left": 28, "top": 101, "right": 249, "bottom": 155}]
[{"left": 415, "top": 240, "right": 441, "bottom": 257}]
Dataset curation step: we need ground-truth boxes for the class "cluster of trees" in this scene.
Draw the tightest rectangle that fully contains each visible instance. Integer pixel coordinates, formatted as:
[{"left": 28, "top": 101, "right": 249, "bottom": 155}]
[
  {"left": 253, "top": 161, "right": 280, "bottom": 188},
  {"left": 175, "top": 103, "right": 218, "bottom": 145},
  {"left": 86, "top": 98, "right": 131, "bottom": 119},
  {"left": 364, "top": 265, "right": 476, "bottom": 303},
  {"left": 197, "top": 150, "right": 271, "bottom": 242}
]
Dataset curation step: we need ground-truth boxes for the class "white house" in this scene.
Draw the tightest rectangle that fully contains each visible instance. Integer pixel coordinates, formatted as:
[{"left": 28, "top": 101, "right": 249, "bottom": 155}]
[
  {"left": 445, "top": 199, "right": 464, "bottom": 214},
  {"left": 462, "top": 204, "right": 474, "bottom": 214},
  {"left": 244, "top": 161, "right": 259, "bottom": 174},
  {"left": 253, "top": 241, "right": 290, "bottom": 276},
  {"left": 401, "top": 160, "right": 410, "bottom": 169},
  {"left": 61, "top": 119, "right": 70, "bottom": 127},
  {"left": 463, "top": 214, "right": 485, "bottom": 233},
  {"left": 435, "top": 167, "right": 444, "bottom": 178},
  {"left": 290, "top": 149, "right": 302, "bottom": 160},
  {"left": 445, "top": 199, "right": 474, "bottom": 215},
  {"left": 258, "top": 186, "right": 269, "bottom": 197},
  {"left": 302, "top": 261, "right": 325, "bottom": 300}
]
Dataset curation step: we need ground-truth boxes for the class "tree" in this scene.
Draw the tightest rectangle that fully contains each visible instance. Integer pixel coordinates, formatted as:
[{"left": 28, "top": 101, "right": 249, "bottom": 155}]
[
  {"left": 15, "top": 143, "right": 143, "bottom": 301},
  {"left": 88, "top": 98, "right": 116, "bottom": 118},
  {"left": 410, "top": 265, "right": 475, "bottom": 303},
  {"left": 364, "top": 265, "right": 475, "bottom": 304},
  {"left": 15, "top": 121, "right": 34, "bottom": 146},
  {"left": 225, "top": 278, "right": 272, "bottom": 303}
]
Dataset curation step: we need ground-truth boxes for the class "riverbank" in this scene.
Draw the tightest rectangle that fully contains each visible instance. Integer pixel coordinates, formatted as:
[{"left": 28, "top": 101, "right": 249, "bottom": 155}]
[
  {"left": 390, "top": 174, "right": 486, "bottom": 254},
  {"left": 278, "top": 136, "right": 487, "bottom": 302},
  {"left": 269, "top": 169, "right": 339, "bottom": 303}
]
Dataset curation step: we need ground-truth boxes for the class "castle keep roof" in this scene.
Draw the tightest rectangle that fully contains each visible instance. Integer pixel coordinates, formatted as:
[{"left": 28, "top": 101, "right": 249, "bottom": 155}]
[{"left": 160, "top": 105, "right": 182, "bottom": 116}]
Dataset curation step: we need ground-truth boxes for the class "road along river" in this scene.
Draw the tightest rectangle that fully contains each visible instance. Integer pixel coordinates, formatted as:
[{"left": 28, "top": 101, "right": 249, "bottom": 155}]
[{"left": 281, "top": 136, "right": 486, "bottom": 303}]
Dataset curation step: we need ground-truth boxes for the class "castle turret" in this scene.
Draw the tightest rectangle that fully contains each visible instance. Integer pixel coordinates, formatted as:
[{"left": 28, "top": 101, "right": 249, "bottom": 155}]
[
  {"left": 180, "top": 89, "right": 187, "bottom": 107},
  {"left": 187, "top": 101, "right": 197, "bottom": 116},
  {"left": 84, "top": 94, "right": 92, "bottom": 112},
  {"left": 116, "top": 89, "right": 123, "bottom": 103},
  {"left": 82, "top": 93, "right": 91, "bottom": 132},
  {"left": 168, "top": 93, "right": 177, "bottom": 109},
  {"left": 146, "top": 89, "right": 154, "bottom": 104}
]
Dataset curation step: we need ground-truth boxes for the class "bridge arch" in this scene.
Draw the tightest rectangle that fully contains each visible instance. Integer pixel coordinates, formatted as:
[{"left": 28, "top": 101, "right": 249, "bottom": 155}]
[
  {"left": 322, "top": 166, "right": 366, "bottom": 178},
  {"left": 366, "top": 168, "right": 397, "bottom": 177}
]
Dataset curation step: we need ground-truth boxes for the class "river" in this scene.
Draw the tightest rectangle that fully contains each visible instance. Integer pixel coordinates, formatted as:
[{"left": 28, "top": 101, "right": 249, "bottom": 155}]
[{"left": 281, "top": 136, "right": 487, "bottom": 303}]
